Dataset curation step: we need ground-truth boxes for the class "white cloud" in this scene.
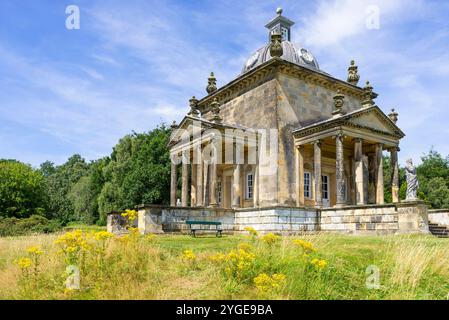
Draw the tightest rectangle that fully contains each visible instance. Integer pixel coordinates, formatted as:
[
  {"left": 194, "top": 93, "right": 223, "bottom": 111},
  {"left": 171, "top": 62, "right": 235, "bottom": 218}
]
[{"left": 299, "top": 0, "right": 412, "bottom": 47}]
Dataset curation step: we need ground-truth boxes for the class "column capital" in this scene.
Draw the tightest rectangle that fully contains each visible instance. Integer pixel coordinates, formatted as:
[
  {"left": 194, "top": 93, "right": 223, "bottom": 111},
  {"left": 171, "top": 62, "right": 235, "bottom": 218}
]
[
  {"left": 313, "top": 139, "right": 322, "bottom": 147},
  {"left": 354, "top": 137, "right": 363, "bottom": 143}
]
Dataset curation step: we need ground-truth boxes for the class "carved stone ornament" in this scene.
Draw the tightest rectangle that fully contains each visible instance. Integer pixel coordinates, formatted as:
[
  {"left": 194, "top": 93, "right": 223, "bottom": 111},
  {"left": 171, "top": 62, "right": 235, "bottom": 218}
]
[
  {"left": 347, "top": 60, "right": 360, "bottom": 86},
  {"left": 269, "top": 31, "right": 283, "bottom": 58},
  {"left": 332, "top": 90, "right": 345, "bottom": 116},
  {"left": 210, "top": 98, "right": 222, "bottom": 124},
  {"left": 206, "top": 72, "right": 217, "bottom": 94},
  {"left": 188, "top": 96, "right": 200, "bottom": 117},
  {"left": 388, "top": 108, "right": 398, "bottom": 124}
]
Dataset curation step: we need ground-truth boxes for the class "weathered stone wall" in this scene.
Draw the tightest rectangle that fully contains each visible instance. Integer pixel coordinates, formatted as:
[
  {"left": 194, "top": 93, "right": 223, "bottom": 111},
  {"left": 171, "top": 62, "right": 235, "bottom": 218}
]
[
  {"left": 320, "top": 204, "right": 398, "bottom": 234},
  {"left": 275, "top": 73, "right": 363, "bottom": 206},
  {"left": 136, "top": 205, "right": 235, "bottom": 234},
  {"left": 396, "top": 201, "right": 430, "bottom": 234},
  {"left": 428, "top": 209, "right": 449, "bottom": 227},
  {"left": 107, "top": 212, "right": 137, "bottom": 234},
  {"left": 107, "top": 203, "right": 430, "bottom": 236},
  {"left": 235, "top": 207, "right": 319, "bottom": 233}
]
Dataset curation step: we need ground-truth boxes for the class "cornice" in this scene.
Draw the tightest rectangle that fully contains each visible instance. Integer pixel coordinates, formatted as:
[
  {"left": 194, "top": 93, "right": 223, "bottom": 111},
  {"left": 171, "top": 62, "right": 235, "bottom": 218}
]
[{"left": 197, "top": 58, "right": 367, "bottom": 114}]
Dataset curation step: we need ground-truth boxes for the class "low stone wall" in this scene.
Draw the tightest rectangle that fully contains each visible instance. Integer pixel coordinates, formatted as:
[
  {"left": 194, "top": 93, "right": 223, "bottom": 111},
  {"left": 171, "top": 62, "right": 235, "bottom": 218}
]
[
  {"left": 320, "top": 204, "right": 398, "bottom": 234},
  {"left": 107, "top": 201, "right": 430, "bottom": 236},
  {"left": 235, "top": 207, "right": 318, "bottom": 233},
  {"left": 136, "top": 205, "right": 235, "bottom": 234},
  {"left": 428, "top": 209, "right": 449, "bottom": 227},
  {"left": 106, "top": 211, "right": 137, "bottom": 234}
]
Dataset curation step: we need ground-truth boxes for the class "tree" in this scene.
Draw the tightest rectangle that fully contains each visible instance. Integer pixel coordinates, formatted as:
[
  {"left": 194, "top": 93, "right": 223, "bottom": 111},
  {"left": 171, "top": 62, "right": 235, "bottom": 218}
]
[
  {"left": 0, "top": 160, "right": 48, "bottom": 218},
  {"left": 97, "top": 125, "right": 172, "bottom": 220},
  {"left": 417, "top": 149, "right": 449, "bottom": 208},
  {"left": 42, "top": 154, "right": 89, "bottom": 222}
]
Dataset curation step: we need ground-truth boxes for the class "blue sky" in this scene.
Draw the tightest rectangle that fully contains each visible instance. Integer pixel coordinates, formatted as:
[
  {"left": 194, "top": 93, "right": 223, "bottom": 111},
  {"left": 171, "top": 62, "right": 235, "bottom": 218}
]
[{"left": 0, "top": 0, "right": 448, "bottom": 167}]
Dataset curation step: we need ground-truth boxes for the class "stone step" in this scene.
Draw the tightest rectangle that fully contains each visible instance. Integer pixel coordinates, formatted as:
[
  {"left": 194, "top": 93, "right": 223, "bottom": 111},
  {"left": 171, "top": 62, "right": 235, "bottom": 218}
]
[
  {"left": 428, "top": 222, "right": 449, "bottom": 238},
  {"left": 429, "top": 226, "right": 448, "bottom": 231}
]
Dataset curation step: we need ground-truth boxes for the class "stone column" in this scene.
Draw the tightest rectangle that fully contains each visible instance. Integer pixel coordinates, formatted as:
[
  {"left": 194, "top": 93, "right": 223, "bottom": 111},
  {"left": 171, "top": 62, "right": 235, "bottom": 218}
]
[
  {"left": 354, "top": 138, "right": 366, "bottom": 205},
  {"left": 181, "top": 151, "right": 189, "bottom": 207},
  {"left": 209, "top": 143, "right": 218, "bottom": 207},
  {"left": 190, "top": 163, "right": 197, "bottom": 207},
  {"left": 336, "top": 133, "right": 346, "bottom": 206},
  {"left": 390, "top": 147, "right": 399, "bottom": 203},
  {"left": 170, "top": 160, "right": 177, "bottom": 207},
  {"left": 375, "top": 143, "right": 384, "bottom": 204},
  {"left": 232, "top": 164, "right": 242, "bottom": 208},
  {"left": 296, "top": 146, "right": 305, "bottom": 206},
  {"left": 254, "top": 164, "right": 259, "bottom": 208},
  {"left": 313, "top": 141, "right": 322, "bottom": 207},
  {"left": 196, "top": 162, "right": 203, "bottom": 206},
  {"left": 203, "top": 161, "right": 209, "bottom": 206}
]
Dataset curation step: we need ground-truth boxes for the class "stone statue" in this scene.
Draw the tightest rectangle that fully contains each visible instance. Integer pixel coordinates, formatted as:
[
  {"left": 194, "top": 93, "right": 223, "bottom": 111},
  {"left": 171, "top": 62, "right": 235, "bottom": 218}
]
[{"left": 405, "top": 159, "right": 419, "bottom": 200}]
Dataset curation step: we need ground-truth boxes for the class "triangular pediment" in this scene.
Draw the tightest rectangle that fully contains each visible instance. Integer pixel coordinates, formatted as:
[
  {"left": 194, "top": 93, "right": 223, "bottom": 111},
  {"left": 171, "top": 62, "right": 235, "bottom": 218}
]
[
  {"left": 345, "top": 107, "right": 405, "bottom": 138},
  {"left": 293, "top": 106, "right": 405, "bottom": 139}
]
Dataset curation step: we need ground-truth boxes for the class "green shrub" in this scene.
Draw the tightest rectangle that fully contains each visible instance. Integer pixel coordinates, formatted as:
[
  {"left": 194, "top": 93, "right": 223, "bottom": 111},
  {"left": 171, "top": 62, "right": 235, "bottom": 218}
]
[{"left": 0, "top": 215, "right": 62, "bottom": 237}]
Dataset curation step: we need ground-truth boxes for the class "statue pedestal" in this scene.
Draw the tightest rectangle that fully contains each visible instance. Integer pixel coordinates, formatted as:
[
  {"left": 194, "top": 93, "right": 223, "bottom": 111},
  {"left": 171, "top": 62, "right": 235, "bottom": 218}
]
[{"left": 396, "top": 200, "right": 430, "bottom": 234}]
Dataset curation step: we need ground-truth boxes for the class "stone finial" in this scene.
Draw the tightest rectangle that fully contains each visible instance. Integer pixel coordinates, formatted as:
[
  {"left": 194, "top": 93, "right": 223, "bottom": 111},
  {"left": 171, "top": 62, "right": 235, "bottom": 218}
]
[
  {"left": 276, "top": 7, "right": 283, "bottom": 16},
  {"left": 188, "top": 96, "right": 200, "bottom": 117},
  {"left": 347, "top": 60, "right": 360, "bottom": 86},
  {"left": 332, "top": 90, "right": 345, "bottom": 117},
  {"left": 362, "top": 81, "right": 377, "bottom": 107},
  {"left": 269, "top": 30, "right": 283, "bottom": 58},
  {"left": 210, "top": 98, "right": 222, "bottom": 123},
  {"left": 388, "top": 108, "right": 398, "bottom": 124},
  {"left": 170, "top": 120, "right": 178, "bottom": 129},
  {"left": 206, "top": 72, "right": 217, "bottom": 94}
]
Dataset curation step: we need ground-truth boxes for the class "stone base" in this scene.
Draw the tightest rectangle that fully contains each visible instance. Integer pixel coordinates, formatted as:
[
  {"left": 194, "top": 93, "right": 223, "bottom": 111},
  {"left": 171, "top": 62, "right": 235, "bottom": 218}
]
[{"left": 106, "top": 202, "right": 431, "bottom": 236}]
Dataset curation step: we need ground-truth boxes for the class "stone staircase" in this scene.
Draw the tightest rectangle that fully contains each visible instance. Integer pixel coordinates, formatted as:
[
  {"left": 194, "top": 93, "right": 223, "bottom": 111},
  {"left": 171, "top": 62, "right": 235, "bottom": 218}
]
[{"left": 428, "top": 223, "right": 449, "bottom": 238}]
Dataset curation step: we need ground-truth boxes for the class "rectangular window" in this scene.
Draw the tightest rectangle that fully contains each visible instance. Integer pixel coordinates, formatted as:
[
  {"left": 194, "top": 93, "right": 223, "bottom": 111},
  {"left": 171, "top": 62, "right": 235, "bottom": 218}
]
[
  {"left": 217, "top": 180, "right": 222, "bottom": 204},
  {"left": 304, "top": 172, "right": 311, "bottom": 198},
  {"left": 322, "top": 175, "right": 329, "bottom": 200},
  {"left": 246, "top": 173, "right": 253, "bottom": 199}
]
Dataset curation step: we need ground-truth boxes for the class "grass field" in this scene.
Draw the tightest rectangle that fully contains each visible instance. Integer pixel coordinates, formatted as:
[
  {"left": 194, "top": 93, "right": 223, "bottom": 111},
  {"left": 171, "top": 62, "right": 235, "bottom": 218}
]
[{"left": 0, "top": 229, "right": 448, "bottom": 300}]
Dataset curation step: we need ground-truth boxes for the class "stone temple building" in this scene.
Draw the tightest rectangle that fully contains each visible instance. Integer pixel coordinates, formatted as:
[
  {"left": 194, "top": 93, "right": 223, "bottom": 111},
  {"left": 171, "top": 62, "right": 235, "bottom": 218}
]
[{"left": 109, "top": 9, "right": 442, "bottom": 235}]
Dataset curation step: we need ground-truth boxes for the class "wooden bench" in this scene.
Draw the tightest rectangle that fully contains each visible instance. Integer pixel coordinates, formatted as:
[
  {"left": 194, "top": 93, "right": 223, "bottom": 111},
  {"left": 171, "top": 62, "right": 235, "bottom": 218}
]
[{"left": 186, "top": 220, "right": 223, "bottom": 237}]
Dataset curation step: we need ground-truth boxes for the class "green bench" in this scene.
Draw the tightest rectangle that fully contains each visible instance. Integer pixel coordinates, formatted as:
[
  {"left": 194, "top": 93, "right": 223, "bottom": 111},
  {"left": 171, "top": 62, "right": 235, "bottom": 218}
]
[{"left": 186, "top": 220, "right": 223, "bottom": 237}]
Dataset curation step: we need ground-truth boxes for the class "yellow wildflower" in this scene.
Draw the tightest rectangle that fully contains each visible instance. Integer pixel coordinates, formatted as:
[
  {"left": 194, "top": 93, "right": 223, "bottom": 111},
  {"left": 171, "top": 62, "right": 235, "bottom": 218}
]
[
  {"left": 237, "top": 243, "right": 254, "bottom": 252},
  {"left": 310, "top": 258, "right": 328, "bottom": 269},
  {"left": 121, "top": 209, "right": 138, "bottom": 223},
  {"left": 260, "top": 233, "right": 279, "bottom": 246},
  {"left": 16, "top": 257, "right": 32, "bottom": 270},
  {"left": 208, "top": 252, "right": 226, "bottom": 263},
  {"left": 182, "top": 249, "right": 196, "bottom": 262},
  {"left": 244, "top": 226, "right": 258, "bottom": 236},
  {"left": 254, "top": 273, "right": 287, "bottom": 293},
  {"left": 26, "top": 246, "right": 43, "bottom": 255},
  {"left": 93, "top": 231, "right": 114, "bottom": 241},
  {"left": 293, "top": 239, "right": 316, "bottom": 253}
]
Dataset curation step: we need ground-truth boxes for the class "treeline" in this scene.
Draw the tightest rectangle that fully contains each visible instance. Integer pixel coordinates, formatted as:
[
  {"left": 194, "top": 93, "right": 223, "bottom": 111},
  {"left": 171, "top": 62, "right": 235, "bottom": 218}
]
[
  {"left": 1, "top": 124, "right": 449, "bottom": 226},
  {"left": 0, "top": 125, "right": 172, "bottom": 226}
]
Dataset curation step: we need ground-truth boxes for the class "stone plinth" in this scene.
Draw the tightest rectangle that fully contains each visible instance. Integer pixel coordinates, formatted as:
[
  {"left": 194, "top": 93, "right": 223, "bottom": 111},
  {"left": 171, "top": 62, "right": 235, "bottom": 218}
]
[{"left": 396, "top": 200, "right": 430, "bottom": 234}]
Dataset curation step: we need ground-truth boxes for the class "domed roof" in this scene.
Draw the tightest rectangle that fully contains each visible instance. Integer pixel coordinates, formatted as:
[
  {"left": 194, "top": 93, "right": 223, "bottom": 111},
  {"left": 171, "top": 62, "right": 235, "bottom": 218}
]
[
  {"left": 242, "top": 41, "right": 320, "bottom": 74},
  {"left": 241, "top": 8, "right": 320, "bottom": 74}
]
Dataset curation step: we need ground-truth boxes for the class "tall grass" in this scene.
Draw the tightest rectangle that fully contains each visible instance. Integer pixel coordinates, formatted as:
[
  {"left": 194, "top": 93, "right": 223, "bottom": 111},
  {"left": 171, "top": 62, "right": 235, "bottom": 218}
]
[{"left": 0, "top": 230, "right": 448, "bottom": 300}]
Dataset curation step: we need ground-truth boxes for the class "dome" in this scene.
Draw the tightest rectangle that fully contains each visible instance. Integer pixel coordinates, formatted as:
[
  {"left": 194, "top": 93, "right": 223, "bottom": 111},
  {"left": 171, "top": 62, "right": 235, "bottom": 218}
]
[
  {"left": 241, "top": 8, "right": 320, "bottom": 74},
  {"left": 242, "top": 41, "right": 320, "bottom": 74}
]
